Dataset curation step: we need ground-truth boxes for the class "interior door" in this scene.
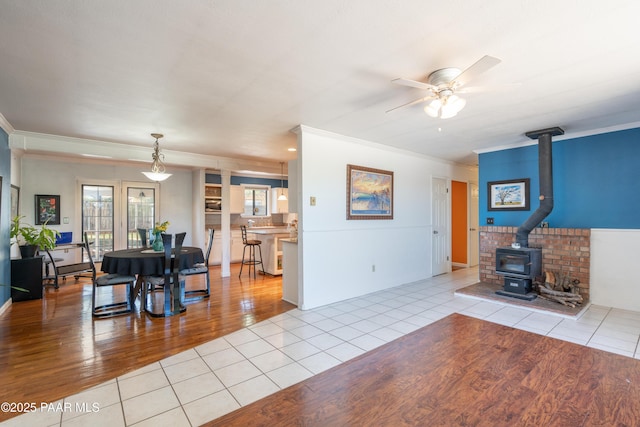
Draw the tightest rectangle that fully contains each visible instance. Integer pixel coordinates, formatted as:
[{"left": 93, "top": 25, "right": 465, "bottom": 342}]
[
  {"left": 432, "top": 177, "right": 449, "bottom": 276},
  {"left": 469, "top": 183, "right": 479, "bottom": 267}
]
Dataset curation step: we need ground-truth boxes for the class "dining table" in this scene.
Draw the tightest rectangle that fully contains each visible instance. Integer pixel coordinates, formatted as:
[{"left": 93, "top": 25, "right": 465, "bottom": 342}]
[{"left": 101, "top": 246, "right": 205, "bottom": 316}]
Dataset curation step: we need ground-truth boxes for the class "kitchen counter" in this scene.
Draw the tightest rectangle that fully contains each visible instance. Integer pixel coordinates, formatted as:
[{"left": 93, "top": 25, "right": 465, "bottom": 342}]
[
  {"left": 246, "top": 229, "right": 290, "bottom": 275},
  {"left": 246, "top": 227, "right": 289, "bottom": 235}
]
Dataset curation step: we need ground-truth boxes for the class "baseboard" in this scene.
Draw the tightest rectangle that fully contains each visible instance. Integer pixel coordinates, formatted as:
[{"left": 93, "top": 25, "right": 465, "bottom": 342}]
[{"left": 0, "top": 298, "right": 12, "bottom": 316}]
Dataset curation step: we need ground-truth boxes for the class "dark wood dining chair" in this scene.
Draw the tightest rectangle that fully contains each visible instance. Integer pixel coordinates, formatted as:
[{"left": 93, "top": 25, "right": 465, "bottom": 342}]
[
  {"left": 144, "top": 232, "right": 187, "bottom": 317},
  {"left": 137, "top": 228, "right": 148, "bottom": 247},
  {"left": 85, "top": 232, "right": 136, "bottom": 317},
  {"left": 181, "top": 228, "right": 214, "bottom": 300}
]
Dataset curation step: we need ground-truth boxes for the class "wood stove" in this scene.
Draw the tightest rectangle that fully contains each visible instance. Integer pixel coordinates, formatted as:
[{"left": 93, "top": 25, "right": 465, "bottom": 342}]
[{"left": 495, "top": 247, "right": 541, "bottom": 295}]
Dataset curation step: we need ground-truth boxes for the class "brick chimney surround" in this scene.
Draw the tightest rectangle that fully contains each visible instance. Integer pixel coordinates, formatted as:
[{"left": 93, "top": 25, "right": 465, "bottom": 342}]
[{"left": 479, "top": 226, "right": 590, "bottom": 300}]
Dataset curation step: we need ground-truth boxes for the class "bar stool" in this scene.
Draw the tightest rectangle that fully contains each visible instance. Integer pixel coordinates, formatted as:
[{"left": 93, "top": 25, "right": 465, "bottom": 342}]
[{"left": 239, "top": 225, "right": 263, "bottom": 278}]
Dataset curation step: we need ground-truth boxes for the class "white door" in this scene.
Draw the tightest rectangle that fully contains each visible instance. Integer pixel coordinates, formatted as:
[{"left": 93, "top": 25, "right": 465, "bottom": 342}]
[
  {"left": 80, "top": 179, "right": 159, "bottom": 260},
  {"left": 432, "top": 177, "right": 449, "bottom": 276},
  {"left": 469, "top": 183, "right": 479, "bottom": 267},
  {"left": 121, "top": 181, "right": 160, "bottom": 248}
]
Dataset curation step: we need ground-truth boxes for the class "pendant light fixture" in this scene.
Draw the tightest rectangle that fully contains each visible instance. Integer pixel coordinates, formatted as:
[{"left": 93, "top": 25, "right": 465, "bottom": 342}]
[
  {"left": 277, "top": 162, "right": 287, "bottom": 201},
  {"left": 142, "top": 133, "right": 172, "bottom": 182}
]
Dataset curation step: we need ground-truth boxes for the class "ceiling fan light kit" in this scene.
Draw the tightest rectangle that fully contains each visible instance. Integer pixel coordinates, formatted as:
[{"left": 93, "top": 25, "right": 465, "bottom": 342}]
[
  {"left": 425, "top": 94, "right": 467, "bottom": 119},
  {"left": 389, "top": 55, "right": 500, "bottom": 119}
]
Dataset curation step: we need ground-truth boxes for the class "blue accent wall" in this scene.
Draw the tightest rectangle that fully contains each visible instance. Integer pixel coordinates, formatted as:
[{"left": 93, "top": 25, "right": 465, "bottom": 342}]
[
  {"left": 206, "top": 174, "right": 287, "bottom": 188},
  {"left": 479, "top": 127, "right": 640, "bottom": 229},
  {"left": 1, "top": 128, "right": 11, "bottom": 304}
]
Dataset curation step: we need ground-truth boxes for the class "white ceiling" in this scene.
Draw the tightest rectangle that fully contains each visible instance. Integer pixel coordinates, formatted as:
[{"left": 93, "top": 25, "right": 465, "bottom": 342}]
[{"left": 2, "top": 0, "right": 640, "bottom": 168}]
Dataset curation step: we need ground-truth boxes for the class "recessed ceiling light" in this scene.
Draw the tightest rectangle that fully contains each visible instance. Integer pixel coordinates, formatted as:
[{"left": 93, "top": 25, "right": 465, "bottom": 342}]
[{"left": 287, "top": 147, "right": 297, "bottom": 152}]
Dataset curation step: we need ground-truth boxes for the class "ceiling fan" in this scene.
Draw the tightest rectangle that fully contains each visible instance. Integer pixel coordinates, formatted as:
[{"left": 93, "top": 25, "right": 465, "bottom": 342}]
[{"left": 387, "top": 55, "right": 501, "bottom": 118}]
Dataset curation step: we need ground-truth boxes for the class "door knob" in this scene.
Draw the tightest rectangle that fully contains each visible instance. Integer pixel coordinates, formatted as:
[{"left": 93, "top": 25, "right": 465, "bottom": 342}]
[{"left": 433, "top": 230, "right": 439, "bottom": 235}]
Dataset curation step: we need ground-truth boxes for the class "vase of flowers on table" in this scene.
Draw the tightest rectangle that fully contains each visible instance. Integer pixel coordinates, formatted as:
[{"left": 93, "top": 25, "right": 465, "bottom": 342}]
[{"left": 152, "top": 221, "right": 170, "bottom": 251}]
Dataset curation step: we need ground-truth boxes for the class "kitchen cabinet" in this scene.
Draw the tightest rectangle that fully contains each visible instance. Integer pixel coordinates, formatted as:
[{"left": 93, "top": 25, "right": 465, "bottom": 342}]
[
  {"left": 209, "top": 231, "right": 222, "bottom": 265},
  {"left": 231, "top": 230, "right": 244, "bottom": 262},
  {"left": 230, "top": 185, "right": 244, "bottom": 214},
  {"left": 207, "top": 229, "right": 244, "bottom": 265},
  {"left": 205, "top": 184, "right": 222, "bottom": 215},
  {"left": 271, "top": 188, "right": 288, "bottom": 214}
]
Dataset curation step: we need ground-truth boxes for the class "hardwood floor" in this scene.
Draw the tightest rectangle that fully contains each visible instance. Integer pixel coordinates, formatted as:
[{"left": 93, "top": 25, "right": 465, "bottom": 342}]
[
  {"left": 0, "top": 264, "right": 294, "bottom": 423},
  {"left": 206, "top": 313, "right": 640, "bottom": 427}
]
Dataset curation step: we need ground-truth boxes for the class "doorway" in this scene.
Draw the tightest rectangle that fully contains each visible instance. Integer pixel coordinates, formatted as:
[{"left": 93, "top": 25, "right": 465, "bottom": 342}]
[
  {"left": 79, "top": 180, "right": 159, "bottom": 261},
  {"left": 450, "top": 181, "right": 480, "bottom": 269}
]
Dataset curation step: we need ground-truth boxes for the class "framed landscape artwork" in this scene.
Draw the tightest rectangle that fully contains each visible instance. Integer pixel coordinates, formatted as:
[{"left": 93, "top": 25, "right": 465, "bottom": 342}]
[
  {"left": 488, "top": 178, "right": 530, "bottom": 211},
  {"left": 347, "top": 164, "right": 393, "bottom": 220},
  {"left": 35, "top": 194, "right": 61, "bottom": 225}
]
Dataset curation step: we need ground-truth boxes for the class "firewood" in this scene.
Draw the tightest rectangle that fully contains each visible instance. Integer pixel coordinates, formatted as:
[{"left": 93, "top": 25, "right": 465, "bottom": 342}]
[
  {"left": 538, "top": 293, "right": 577, "bottom": 307},
  {"left": 545, "top": 271, "right": 556, "bottom": 286}
]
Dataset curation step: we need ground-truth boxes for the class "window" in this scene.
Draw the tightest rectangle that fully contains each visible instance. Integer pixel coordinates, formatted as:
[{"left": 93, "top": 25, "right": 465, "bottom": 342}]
[{"left": 243, "top": 186, "right": 269, "bottom": 216}]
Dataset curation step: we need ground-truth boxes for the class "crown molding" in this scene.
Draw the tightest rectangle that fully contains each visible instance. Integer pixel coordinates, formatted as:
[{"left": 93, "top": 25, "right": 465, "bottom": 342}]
[
  {"left": 474, "top": 121, "right": 640, "bottom": 155},
  {"left": 9, "top": 130, "right": 283, "bottom": 175},
  {"left": 0, "top": 112, "right": 15, "bottom": 135}
]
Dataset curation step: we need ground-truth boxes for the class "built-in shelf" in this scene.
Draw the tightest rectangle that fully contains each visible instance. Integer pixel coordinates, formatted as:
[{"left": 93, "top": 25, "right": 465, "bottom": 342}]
[{"left": 205, "top": 184, "right": 222, "bottom": 214}]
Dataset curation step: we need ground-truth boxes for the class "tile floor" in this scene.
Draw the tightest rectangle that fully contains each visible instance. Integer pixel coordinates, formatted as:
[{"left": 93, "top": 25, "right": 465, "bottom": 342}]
[{"left": 4, "top": 267, "right": 640, "bottom": 426}]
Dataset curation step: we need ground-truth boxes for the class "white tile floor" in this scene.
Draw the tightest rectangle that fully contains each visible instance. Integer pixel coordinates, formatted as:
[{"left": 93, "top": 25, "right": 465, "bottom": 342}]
[{"left": 4, "top": 267, "right": 640, "bottom": 426}]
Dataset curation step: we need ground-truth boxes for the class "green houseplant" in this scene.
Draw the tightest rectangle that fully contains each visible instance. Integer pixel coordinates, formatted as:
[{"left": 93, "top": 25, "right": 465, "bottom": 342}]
[{"left": 10, "top": 215, "right": 60, "bottom": 258}]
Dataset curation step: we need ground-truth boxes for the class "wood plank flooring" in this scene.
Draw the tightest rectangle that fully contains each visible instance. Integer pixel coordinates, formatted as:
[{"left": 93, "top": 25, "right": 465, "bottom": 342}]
[
  {"left": 206, "top": 313, "right": 640, "bottom": 427},
  {"left": 0, "top": 264, "right": 294, "bottom": 423}
]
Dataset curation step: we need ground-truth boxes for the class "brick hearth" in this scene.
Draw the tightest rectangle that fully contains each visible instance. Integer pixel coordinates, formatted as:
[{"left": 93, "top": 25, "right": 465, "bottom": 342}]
[{"left": 479, "top": 226, "right": 590, "bottom": 300}]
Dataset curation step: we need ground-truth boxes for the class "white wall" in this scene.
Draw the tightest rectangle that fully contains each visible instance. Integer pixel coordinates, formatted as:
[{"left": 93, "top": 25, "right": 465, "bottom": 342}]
[
  {"left": 19, "top": 156, "right": 196, "bottom": 246},
  {"left": 298, "top": 126, "right": 476, "bottom": 310},
  {"left": 591, "top": 229, "right": 640, "bottom": 311}
]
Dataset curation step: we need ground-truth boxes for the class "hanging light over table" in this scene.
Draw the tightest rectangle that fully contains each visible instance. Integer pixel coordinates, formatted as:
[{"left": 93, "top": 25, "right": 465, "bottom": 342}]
[
  {"left": 278, "top": 161, "right": 287, "bottom": 201},
  {"left": 142, "top": 133, "right": 172, "bottom": 182}
]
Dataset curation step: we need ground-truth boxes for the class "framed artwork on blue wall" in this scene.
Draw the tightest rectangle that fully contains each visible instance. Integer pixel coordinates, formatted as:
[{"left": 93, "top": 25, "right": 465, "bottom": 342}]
[{"left": 488, "top": 178, "right": 530, "bottom": 211}]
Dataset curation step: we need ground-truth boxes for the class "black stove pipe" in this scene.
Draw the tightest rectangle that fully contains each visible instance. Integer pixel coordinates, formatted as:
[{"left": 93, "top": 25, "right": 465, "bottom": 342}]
[{"left": 515, "top": 127, "right": 564, "bottom": 248}]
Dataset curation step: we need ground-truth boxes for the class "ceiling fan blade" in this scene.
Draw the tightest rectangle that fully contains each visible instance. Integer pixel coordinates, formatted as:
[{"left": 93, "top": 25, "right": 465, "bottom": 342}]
[
  {"left": 457, "top": 82, "right": 521, "bottom": 94},
  {"left": 451, "top": 55, "right": 501, "bottom": 88},
  {"left": 391, "top": 78, "right": 436, "bottom": 91},
  {"left": 386, "top": 95, "right": 434, "bottom": 113}
]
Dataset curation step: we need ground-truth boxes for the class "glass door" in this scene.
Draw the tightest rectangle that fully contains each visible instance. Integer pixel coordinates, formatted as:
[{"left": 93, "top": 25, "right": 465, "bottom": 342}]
[
  {"left": 125, "top": 184, "right": 158, "bottom": 248},
  {"left": 80, "top": 181, "right": 160, "bottom": 261},
  {"left": 82, "top": 185, "right": 115, "bottom": 262}
]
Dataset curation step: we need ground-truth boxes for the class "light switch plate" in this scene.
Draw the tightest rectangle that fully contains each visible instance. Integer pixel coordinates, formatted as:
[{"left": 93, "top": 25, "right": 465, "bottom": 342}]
[{"left": 310, "top": 196, "right": 316, "bottom": 206}]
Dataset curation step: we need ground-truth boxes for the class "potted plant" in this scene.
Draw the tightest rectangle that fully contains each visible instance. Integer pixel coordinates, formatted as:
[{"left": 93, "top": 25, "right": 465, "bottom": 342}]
[{"left": 10, "top": 215, "right": 60, "bottom": 258}]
